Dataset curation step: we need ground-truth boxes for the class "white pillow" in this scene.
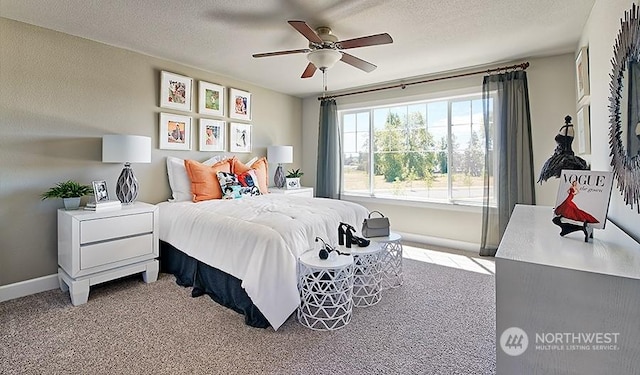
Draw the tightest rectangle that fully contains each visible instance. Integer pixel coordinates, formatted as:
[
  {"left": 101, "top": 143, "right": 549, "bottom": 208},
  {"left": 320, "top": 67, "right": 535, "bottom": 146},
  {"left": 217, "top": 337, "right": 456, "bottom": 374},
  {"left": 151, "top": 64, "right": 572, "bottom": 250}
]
[
  {"left": 166, "top": 155, "right": 233, "bottom": 202},
  {"left": 166, "top": 156, "right": 192, "bottom": 202}
]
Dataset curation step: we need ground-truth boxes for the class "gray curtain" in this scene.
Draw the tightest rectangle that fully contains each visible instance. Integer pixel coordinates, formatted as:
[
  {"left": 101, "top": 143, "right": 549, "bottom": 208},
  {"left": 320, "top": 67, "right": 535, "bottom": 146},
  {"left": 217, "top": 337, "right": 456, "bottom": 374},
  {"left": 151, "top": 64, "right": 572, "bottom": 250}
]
[
  {"left": 316, "top": 99, "right": 341, "bottom": 199},
  {"left": 481, "top": 71, "right": 535, "bottom": 256}
]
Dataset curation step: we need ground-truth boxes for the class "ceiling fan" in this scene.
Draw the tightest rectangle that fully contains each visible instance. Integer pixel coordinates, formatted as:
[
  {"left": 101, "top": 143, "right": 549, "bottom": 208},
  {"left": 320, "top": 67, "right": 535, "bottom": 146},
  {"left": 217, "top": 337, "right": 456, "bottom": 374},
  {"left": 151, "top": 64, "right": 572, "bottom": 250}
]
[{"left": 252, "top": 20, "right": 393, "bottom": 78}]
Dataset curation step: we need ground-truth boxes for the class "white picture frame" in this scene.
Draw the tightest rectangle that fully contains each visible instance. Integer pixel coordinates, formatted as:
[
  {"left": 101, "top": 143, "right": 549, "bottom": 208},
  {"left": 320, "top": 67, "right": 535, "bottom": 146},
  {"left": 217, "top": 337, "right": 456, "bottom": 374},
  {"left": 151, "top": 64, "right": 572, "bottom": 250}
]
[
  {"left": 576, "top": 105, "right": 591, "bottom": 155},
  {"left": 576, "top": 47, "right": 590, "bottom": 102},
  {"left": 199, "top": 119, "right": 226, "bottom": 152},
  {"left": 229, "top": 88, "right": 252, "bottom": 121},
  {"left": 160, "top": 71, "right": 193, "bottom": 112},
  {"left": 229, "top": 123, "right": 252, "bottom": 153},
  {"left": 198, "top": 81, "right": 225, "bottom": 117},
  {"left": 92, "top": 180, "right": 109, "bottom": 202},
  {"left": 159, "top": 112, "right": 192, "bottom": 150}
]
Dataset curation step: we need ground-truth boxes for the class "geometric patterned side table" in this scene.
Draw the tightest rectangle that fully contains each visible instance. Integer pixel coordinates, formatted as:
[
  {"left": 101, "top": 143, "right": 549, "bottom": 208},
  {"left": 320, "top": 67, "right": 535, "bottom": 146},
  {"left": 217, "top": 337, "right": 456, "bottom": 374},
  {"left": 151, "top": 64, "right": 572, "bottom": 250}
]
[
  {"left": 297, "top": 251, "right": 354, "bottom": 331},
  {"left": 342, "top": 242, "right": 384, "bottom": 308},
  {"left": 376, "top": 232, "right": 404, "bottom": 290}
]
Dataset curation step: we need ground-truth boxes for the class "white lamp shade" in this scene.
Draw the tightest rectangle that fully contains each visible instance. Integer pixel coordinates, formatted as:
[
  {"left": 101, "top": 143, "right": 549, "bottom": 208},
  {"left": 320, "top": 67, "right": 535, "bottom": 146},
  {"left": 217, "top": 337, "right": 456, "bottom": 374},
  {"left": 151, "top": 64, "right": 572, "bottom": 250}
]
[
  {"left": 307, "top": 49, "right": 342, "bottom": 70},
  {"left": 267, "top": 145, "right": 293, "bottom": 164},
  {"left": 102, "top": 135, "right": 151, "bottom": 163}
]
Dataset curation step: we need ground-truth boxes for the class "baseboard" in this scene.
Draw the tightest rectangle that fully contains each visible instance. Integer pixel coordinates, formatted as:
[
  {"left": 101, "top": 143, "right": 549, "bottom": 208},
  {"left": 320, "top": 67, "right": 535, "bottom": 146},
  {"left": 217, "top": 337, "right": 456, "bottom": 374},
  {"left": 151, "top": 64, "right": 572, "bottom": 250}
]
[
  {"left": 396, "top": 231, "right": 480, "bottom": 254},
  {"left": 0, "top": 274, "right": 59, "bottom": 303}
]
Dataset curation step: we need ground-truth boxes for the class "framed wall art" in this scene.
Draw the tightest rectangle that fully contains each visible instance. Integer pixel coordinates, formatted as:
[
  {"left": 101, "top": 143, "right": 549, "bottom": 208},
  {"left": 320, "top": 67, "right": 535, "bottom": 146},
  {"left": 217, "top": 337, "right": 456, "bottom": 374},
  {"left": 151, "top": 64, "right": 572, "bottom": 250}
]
[
  {"left": 229, "top": 88, "right": 252, "bottom": 121},
  {"left": 199, "top": 81, "right": 225, "bottom": 117},
  {"left": 160, "top": 71, "right": 193, "bottom": 112},
  {"left": 230, "top": 123, "right": 252, "bottom": 153},
  {"left": 575, "top": 47, "right": 590, "bottom": 102},
  {"left": 199, "top": 119, "right": 226, "bottom": 152},
  {"left": 576, "top": 105, "right": 591, "bottom": 155},
  {"left": 159, "top": 112, "right": 192, "bottom": 150}
]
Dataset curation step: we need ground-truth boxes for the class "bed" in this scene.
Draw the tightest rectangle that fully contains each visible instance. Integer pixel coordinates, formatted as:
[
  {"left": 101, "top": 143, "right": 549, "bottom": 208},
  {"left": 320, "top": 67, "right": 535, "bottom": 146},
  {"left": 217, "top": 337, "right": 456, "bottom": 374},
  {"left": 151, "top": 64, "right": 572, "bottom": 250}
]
[{"left": 157, "top": 193, "right": 369, "bottom": 330}]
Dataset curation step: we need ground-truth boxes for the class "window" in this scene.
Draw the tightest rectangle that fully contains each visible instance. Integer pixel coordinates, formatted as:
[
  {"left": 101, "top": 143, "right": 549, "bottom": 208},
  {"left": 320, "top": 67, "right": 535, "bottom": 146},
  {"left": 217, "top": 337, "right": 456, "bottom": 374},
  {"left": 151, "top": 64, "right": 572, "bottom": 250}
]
[{"left": 341, "top": 93, "right": 494, "bottom": 206}]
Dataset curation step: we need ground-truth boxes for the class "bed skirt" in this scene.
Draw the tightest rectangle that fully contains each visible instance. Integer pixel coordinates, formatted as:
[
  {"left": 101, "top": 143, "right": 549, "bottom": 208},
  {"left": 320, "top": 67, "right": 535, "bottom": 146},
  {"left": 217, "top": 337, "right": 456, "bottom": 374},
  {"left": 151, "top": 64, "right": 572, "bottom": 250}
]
[{"left": 160, "top": 240, "right": 270, "bottom": 328}]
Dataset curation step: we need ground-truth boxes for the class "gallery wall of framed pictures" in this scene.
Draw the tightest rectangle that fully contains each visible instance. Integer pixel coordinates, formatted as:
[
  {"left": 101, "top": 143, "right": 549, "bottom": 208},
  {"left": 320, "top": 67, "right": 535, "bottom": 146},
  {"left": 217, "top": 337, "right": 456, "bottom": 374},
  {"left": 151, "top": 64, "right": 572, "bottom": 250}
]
[{"left": 158, "top": 71, "right": 253, "bottom": 153}]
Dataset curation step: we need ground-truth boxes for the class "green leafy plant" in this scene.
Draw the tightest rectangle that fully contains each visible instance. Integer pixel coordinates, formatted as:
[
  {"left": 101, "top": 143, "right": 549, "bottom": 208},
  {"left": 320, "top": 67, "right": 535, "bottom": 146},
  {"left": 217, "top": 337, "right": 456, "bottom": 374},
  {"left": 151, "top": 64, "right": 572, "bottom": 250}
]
[
  {"left": 41, "top": 180, "right": 93, "bottom": 200},
  {"left": 286, "top": 169, "right": 304, "bottom": 178}
]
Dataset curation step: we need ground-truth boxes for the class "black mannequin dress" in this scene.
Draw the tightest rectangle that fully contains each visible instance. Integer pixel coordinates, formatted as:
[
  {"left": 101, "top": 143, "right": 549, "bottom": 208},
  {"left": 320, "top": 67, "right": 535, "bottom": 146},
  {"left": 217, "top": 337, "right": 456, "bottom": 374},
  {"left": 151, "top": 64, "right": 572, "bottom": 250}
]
[{"left": 537, "top": 116, "right": 589, "bottom": 183}]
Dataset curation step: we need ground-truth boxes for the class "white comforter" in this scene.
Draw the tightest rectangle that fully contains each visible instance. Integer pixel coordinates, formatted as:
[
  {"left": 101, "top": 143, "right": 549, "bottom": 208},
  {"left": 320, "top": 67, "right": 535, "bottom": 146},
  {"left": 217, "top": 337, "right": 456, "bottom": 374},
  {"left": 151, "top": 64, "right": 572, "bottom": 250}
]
[{"left": 158, "top": 194, "right": 369, "bottom": 330}]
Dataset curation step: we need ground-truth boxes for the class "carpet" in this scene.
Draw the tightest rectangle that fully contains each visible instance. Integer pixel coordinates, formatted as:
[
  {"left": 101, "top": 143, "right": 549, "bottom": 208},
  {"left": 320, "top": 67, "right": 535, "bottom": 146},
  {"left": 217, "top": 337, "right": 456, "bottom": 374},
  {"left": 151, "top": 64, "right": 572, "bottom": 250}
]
[{"left": 0, "top": 255, "right": 496, "bottom": 374}]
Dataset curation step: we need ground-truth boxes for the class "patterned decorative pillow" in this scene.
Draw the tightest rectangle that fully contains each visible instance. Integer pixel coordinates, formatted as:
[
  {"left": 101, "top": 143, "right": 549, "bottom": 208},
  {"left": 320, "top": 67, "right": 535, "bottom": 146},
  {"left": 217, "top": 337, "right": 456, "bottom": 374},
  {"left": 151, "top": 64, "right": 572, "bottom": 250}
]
[{"left": 217, "top": 171, "right": 260, "bottom": 199}]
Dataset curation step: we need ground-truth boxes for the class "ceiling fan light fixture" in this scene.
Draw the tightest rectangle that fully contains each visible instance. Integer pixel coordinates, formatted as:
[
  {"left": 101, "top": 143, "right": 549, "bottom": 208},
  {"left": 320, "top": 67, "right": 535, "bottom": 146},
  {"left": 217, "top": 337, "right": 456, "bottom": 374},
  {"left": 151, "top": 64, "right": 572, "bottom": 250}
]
[{"left": 307, "top": 49, "right": 342, "bottom": 70}]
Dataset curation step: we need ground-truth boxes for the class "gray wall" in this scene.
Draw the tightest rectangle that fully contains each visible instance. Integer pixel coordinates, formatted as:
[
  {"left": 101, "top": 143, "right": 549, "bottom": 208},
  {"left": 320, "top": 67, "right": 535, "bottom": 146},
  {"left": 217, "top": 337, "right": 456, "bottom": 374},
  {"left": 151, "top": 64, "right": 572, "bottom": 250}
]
[
  {"left": 0, "top": 18, "right": 302, "bottom": 286},
  {"left": 302, "top": 54, "right": 577, "bottom": 245},
  {"left": 579, "top": 0, "right": 640, "bottom": 241}
]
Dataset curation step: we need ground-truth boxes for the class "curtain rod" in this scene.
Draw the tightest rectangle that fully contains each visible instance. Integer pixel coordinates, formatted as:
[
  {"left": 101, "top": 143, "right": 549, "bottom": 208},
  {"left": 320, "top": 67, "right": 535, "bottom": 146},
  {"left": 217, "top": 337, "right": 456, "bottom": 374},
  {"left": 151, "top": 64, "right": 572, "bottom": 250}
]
[{"left": 318, "top": 61, "right": 530, "bottom": 101}]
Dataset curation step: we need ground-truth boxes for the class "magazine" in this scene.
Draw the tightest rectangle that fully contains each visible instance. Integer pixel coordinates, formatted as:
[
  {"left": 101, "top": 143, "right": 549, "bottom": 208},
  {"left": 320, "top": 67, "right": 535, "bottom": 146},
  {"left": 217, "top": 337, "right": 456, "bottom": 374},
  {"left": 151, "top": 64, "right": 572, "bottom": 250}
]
[{"left": 553, "top": 170, "right": 614, "bottom": 230}]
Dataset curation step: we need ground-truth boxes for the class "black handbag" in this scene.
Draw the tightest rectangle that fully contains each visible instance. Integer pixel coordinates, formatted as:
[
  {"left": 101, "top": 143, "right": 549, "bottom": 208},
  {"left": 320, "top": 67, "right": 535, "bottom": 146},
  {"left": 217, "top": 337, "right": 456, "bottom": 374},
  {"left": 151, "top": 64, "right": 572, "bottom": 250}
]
[{"left": 361, "top": 211, "right": 390, "bottom": 238}]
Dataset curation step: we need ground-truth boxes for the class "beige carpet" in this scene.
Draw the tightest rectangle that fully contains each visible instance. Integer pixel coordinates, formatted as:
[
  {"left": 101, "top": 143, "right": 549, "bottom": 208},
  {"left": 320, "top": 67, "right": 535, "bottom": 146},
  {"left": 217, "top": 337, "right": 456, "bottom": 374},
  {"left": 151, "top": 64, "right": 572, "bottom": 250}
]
[{"left": 0, "top": 255, "right": 496, "bottom": 374}]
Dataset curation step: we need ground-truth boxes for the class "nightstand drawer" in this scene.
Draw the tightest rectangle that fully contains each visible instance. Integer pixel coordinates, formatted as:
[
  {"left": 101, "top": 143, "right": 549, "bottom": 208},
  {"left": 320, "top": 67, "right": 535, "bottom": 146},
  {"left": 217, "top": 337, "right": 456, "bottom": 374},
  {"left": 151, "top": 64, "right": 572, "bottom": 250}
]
[
  {"left": 80, "top": 233, "right": 153, "bottom": 269},
  {"left": 80, "top": 212, "right": 153, "bottom": 244}
]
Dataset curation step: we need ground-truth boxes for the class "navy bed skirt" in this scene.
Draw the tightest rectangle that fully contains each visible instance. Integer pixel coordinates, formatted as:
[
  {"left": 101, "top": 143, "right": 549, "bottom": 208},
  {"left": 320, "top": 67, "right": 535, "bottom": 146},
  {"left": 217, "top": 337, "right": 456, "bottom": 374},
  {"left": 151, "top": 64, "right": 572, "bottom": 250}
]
[{"left": 160, "top": 241, "right": 270, "bottom": 328}]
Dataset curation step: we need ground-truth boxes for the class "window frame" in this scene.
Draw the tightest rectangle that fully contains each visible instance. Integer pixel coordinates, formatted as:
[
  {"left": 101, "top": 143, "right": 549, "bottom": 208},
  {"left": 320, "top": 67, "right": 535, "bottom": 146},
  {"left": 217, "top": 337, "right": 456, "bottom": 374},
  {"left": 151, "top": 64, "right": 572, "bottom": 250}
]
[{"left": 338, "top": 88, "right": 494, "bottom": 208}]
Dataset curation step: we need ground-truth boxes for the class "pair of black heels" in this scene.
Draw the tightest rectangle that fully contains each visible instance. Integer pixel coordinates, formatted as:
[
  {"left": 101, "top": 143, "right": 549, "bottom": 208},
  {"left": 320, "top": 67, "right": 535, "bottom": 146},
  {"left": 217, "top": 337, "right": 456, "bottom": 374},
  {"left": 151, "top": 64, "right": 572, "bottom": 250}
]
[{"left": 338, "top": 222, "right": 370, "bottom": 248}]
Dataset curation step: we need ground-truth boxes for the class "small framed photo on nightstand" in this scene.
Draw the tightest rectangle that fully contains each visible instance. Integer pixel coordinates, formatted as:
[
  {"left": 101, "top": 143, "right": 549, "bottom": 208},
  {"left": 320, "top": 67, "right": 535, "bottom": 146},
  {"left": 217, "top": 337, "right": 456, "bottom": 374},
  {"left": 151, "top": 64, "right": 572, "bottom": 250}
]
[{"left": 92, "top": 180, "right": 109, "bottom": 202}]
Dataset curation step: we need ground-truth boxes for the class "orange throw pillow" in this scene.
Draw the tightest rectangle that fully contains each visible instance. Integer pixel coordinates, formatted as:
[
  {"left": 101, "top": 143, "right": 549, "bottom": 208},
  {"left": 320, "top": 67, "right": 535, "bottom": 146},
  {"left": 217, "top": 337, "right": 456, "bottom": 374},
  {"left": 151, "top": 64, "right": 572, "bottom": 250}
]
[
  {"left": 184, "top": 159, "right": 232, "bottom": 201},
  {"left": 232, "top": 157, "right": 269, "bottom": 194}
]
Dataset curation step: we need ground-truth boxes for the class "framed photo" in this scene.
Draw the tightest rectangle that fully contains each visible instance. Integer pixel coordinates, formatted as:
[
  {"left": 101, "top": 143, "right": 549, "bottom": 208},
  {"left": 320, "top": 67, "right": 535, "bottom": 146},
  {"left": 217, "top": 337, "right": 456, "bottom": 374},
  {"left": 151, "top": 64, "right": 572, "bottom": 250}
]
[
  {"left": 576, "top": 105, "right": 591, "bottom": 154},
  {"left": 229, "top": 88, "right": 252, "bottom": 121},
  {"left": 198, "top": 81, "right": 225, "bottom": 117},
  {"left": 160, "top": 71, "right": 193, "bottom": 112},
  {"left": 199, "top": 119, "right": 226, "bottom": 152},
  {"left": 229, "top": 123, "right": 252, "bottom": 153},
  {"left": 92, "top": 180, "right": 109, "bottom": 202},
  {"left": 576, "top": 47, "right": 590, "bottom": 102},
  {"left": 159, "top": 112, "right": 192, "bottom": 150}
]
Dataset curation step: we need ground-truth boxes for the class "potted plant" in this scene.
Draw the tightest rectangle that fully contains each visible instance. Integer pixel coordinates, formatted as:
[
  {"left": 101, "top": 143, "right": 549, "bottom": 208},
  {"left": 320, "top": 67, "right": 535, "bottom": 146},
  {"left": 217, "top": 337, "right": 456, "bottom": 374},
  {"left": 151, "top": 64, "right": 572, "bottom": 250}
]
[
  {"left": 285, "top": 169, "right": 303, "bottom": 190},
  {"left": 41, "top": 180, "right": 93, "bottom": 210}
]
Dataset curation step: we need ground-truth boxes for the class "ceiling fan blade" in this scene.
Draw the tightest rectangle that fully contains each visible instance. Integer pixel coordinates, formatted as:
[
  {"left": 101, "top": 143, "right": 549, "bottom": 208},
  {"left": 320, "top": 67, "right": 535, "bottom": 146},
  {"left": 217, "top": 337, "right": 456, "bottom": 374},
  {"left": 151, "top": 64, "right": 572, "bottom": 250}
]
[
  {"left": 340, "top": 53, "right": 377, "bottom": 72},
  {"left": 288, "top": 20, "right": 323, "bottom": 44},
  {"left": 337, "top": 33, "right": 393, "bottom": 49},
  {"left": 301, "top": 63, "right": 317, "bottom": 78},
  {"left": 252, "top": 48, "right": 310, "bottom": 58}
]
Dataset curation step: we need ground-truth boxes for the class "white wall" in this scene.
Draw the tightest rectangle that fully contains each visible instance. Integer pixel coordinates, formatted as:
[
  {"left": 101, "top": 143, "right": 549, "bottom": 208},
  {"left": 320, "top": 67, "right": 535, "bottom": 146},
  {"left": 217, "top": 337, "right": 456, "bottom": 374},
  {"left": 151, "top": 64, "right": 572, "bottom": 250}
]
[
  {"left": 579, "top": 0, "right": 640, "bottom": 241},
  {"left": 0, "top": 18, "right": 302, "bottom": 286},
  {"left": 302, "top": 54, "right": 577, "bottom": 246}
]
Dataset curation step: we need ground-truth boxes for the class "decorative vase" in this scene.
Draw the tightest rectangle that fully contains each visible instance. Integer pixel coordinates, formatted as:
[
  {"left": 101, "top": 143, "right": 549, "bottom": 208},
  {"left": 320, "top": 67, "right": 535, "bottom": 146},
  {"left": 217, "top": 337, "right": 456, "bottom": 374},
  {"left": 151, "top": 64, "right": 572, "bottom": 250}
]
[
  {"left": 286, "top": 177, "right": 300, "bottom": 190},
  {"left": 63, "top": 197, "right": 81, "bottom": 210}
]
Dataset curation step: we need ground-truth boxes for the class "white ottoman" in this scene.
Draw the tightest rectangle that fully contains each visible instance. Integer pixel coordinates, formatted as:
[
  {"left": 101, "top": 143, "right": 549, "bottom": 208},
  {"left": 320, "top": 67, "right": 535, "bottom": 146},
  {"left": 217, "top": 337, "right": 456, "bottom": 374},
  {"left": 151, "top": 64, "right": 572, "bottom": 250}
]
[
  {"left": 297, "top": 251, "right": 354, "bottom": 331},
  {"left": 342, "top": 242, "right": 384, "bottom": 307},
  {"left": 376, "top": 232, "right": 404, "bottom": 290}
]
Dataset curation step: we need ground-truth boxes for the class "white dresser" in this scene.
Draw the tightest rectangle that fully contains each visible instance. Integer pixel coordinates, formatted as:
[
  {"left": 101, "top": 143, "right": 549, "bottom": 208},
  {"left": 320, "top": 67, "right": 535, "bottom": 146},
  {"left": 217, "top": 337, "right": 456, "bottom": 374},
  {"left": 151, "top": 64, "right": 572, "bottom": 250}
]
[
  {"left": 57, "top": 202, "right": 159, "bottom": 305},
  {"left": 496, "top": 204, "right": 640, "bottom": 374}
]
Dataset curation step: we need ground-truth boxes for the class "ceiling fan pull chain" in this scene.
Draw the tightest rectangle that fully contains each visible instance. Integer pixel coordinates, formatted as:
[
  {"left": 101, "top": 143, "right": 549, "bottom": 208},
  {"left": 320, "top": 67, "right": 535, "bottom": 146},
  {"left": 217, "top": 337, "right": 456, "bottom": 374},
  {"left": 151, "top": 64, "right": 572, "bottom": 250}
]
[{"left": 323, "top": 69, "right": 328, "bottom": 96}]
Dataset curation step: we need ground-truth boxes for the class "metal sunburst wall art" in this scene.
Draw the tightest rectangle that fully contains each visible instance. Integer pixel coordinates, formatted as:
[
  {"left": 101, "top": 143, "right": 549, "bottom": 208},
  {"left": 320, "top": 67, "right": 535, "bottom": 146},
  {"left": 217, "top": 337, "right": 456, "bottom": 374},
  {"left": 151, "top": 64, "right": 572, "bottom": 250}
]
[{"left": 609, "top": 4, "right": 640, "bottom": 213}]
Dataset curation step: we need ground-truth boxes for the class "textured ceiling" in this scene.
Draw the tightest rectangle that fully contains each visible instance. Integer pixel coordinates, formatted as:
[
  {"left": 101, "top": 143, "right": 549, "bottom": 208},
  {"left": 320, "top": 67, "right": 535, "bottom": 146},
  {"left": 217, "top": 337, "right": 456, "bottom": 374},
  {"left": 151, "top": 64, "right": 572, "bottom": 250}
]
[{"left": 0, "top": 0, "right": 595, "bottom": 98}]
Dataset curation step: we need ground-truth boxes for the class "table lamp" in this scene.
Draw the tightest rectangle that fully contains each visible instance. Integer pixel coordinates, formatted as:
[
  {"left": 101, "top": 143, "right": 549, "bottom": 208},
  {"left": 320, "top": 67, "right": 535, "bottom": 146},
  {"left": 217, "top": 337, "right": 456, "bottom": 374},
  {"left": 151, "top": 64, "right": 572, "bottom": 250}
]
[
  {"left": 267, "top": 145, "right": 293, "bottom": 188},
  {"left": 102, "top": 135, "right": 152, "bottom": 204}
]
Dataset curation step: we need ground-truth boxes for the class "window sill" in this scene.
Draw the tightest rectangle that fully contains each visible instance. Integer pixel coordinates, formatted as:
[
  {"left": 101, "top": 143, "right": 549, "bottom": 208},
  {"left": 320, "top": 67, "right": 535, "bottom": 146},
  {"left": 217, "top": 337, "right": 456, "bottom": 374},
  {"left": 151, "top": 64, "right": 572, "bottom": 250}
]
[{"left": 341, "top": 193, "right": 484, "bottom": 213}]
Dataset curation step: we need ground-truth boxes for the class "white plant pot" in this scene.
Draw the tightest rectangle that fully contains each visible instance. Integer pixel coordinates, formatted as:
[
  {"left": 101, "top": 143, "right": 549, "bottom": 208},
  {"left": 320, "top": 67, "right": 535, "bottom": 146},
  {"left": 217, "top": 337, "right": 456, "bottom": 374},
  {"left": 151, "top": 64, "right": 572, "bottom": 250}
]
[
  {"left": 63, "top": 197, "right": 81, "bottom": 210},
  {"left": 286, "top": 178, "right": 300, "bottom": 190}
]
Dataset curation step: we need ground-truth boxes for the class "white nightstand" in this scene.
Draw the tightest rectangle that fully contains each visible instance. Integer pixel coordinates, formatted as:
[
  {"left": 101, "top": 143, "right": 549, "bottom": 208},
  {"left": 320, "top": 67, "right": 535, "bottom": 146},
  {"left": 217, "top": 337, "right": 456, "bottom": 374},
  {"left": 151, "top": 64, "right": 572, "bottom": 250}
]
[
  {"left": 57, "top": 201, "right": 159, "bottom": 305},
  {"left": 269, "top": 186, "right": 314, "bottom": 197}
]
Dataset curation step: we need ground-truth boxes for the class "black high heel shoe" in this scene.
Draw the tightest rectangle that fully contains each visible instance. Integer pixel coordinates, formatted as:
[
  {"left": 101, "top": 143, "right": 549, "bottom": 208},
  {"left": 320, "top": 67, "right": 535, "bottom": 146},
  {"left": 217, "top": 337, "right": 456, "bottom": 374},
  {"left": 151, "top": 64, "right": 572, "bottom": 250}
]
[
  {"left": 341, "top": 223, "right": 370, "bottom": 247},
  {"left": 338, "top": 223, "right": 347, "bottom": 246}
]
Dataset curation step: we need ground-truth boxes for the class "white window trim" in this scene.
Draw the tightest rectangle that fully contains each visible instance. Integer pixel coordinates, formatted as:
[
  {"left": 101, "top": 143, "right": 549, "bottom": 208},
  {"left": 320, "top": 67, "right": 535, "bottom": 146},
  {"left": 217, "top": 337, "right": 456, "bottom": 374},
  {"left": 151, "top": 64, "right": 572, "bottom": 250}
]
[{"left": 339, "top": 87, "right": 490, "bottom": 208}]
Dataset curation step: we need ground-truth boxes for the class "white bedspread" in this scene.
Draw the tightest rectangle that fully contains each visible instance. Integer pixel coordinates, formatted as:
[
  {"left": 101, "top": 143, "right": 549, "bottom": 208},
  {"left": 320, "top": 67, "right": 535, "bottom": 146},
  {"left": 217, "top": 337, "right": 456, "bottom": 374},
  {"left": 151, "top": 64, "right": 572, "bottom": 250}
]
[{"left": 157, "top": 194, "right": 369, "bottom": 330}]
